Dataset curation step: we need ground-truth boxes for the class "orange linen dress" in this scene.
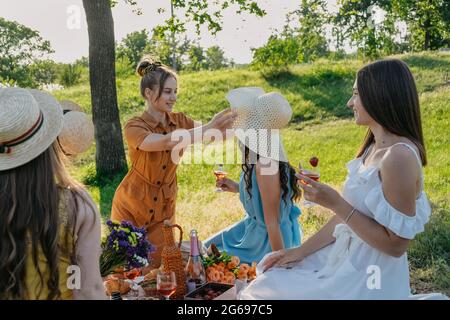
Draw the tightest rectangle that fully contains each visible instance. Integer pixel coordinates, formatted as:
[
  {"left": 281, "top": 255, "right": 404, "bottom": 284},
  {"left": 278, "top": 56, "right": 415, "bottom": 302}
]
[{"left": 111, "top": 111, "right": 195, "bottom": 267}]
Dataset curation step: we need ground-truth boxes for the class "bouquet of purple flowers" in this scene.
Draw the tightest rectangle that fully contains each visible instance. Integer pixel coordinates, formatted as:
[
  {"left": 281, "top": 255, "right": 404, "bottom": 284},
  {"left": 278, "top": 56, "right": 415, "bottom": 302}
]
[{"left": 100, "top": 220, "right": 155, "bottom": 277}]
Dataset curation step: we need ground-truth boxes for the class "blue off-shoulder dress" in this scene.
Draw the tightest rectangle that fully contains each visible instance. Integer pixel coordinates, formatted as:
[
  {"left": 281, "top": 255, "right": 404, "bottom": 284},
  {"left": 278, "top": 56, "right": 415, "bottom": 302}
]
[{"left": 204, "top": 168, "right": 302, "bottom": 264}]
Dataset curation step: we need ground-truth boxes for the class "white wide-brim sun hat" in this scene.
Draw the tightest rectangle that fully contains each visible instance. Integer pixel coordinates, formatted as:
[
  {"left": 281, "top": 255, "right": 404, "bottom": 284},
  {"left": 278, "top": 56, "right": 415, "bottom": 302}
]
[
  {"left": 226, "top": 87, "right": 292, "bottom": 162},
  {"left": 59, "top": 111, "right": 95, "bottom": 156},
  {"left": 0, "top": 88, "right": 63, "bottom": 171}
]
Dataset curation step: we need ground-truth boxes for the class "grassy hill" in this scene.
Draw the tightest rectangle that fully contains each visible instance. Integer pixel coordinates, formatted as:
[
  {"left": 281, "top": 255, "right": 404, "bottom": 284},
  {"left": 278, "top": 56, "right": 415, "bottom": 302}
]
[{"left": 53, "top": 51, "right": 450, "bottom": 295}]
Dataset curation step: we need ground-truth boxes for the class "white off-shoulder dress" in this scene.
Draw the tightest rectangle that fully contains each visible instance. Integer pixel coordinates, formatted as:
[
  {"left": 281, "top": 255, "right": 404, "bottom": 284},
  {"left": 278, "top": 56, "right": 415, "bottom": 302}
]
[{"left": 240, "top": 143, "right": 432, "bottom": 300}]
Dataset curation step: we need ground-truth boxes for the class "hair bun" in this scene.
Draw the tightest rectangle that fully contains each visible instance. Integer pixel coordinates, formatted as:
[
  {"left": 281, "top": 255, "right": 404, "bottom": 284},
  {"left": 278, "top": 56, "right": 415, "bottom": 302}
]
[{"left": 137, "top": 57, "right": 162, "bottom": 77}]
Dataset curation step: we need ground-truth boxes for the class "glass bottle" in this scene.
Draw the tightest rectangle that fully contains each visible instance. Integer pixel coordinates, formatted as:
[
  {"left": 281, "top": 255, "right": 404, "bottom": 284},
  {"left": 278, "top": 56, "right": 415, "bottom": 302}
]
[{"left": 185, "top": 229, "right": 206, "bottom": 293}]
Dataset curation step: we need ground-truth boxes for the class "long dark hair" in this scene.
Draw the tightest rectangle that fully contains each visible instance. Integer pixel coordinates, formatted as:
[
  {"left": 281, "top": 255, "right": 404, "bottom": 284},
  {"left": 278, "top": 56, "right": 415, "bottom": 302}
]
[
  {"left": 0, "top": 142, "right": 93, "bottom": 299},
  {"left": 242, "top": 145, "right": 300, "bottom": 204},
  {"left": 136, "top": 55, "right": 177, "bottom": 100},
  {"left": 355, "top": 59, "right": 427, "bottom": 165}
]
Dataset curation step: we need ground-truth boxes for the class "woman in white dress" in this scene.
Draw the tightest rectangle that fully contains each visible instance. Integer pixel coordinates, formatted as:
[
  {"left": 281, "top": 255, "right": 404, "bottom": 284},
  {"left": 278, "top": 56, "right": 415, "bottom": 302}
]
[{"left": 240, "top": 59, "right": 432, "bottom": 300}]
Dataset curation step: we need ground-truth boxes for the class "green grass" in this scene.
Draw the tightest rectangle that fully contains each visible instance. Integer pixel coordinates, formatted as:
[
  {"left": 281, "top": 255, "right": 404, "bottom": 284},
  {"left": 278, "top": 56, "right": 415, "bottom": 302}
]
[{"left": 56, "top": 51, "right": 450, "bottom": 296}]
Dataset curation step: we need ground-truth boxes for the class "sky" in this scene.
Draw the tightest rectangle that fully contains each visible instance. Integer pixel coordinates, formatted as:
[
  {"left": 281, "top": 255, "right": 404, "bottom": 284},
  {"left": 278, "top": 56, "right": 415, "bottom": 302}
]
[{"left": 0, "top": 0, "right": 340, "bottom": 64}]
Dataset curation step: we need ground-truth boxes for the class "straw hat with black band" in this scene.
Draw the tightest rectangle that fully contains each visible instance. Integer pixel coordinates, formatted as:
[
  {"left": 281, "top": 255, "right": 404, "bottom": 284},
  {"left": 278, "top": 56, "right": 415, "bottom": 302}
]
[{"left": 0, "top": 88, "right": 63, "bottom": 171}]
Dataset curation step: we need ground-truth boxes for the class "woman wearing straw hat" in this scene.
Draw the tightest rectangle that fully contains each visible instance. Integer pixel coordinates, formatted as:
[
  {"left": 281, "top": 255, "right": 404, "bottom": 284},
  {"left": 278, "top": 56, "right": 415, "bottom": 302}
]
[
  {"left": 0, "top": 88, "right": 105, "bottom": 299},
  {"left": 204, "top": 87, "right": 302, "bottom": 265},
  {"left": 239, "top": 59, "right": 441, "bottom": 300},
  {"left": 58, "top": 101, "right": 95, "bottom": 156},
  {"left": 111, "top": 56, "right": 236, "bottom": 267}
]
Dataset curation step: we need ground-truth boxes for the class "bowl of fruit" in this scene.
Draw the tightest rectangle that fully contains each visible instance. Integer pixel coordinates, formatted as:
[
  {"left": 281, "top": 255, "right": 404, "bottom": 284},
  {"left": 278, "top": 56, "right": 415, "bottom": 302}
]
[
  {"left": 184, "top": 282, "right": 236, "bottom": 300},
  {"left": 202, "top": 244, "right": 257, "bottom": 284}
]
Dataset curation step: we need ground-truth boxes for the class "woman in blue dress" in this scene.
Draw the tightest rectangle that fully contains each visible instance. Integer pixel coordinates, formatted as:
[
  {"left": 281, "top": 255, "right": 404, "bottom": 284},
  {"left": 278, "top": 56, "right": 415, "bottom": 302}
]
[{"left": 204, "top": 87, "right": 302, "bottom": 264}]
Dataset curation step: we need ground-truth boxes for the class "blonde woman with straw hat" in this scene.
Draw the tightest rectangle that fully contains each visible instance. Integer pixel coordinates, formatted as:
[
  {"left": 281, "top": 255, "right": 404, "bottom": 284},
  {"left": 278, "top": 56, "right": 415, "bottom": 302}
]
[
  {"left": 204, "top": 87, "right": 302, "bottom": 265},
  {"left": 0, "top": 88, "right": 105, "bottom": 300}
]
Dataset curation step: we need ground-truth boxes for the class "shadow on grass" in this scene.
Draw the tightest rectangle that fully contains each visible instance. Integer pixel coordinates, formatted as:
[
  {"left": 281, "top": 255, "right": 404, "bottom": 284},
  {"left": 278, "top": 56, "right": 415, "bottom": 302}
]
[
  {"left": 401, "top": 55, "right": 450, "bottom": 93},
  {"left": 83, "top": 169, "right": 127, "bottom": 220},
  {"left": 401, "top": 54, "right": 450, "bottom": 71},
  {"left": 262, "top": 68, "right": 355, "bottom": 122}
]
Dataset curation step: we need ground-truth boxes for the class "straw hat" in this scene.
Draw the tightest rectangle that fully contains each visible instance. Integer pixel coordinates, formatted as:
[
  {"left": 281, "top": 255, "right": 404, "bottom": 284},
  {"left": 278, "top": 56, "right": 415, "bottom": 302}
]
[
  {"left": 58, "top": 111, "right": 94, "bottom": 156},
  {"left": 226, "top": 87, "right": 292, "bottom": 162},
  {"left": 0, "top": 88, "right": 63, "bottom": 171},
  {"left": 60, "top": 100, "right": 83, "bottom": 113}
]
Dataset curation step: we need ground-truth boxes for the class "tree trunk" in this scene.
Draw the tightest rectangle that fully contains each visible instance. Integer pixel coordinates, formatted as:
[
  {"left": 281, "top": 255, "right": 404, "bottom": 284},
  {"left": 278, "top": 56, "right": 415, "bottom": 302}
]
[
  {"left": 170, "top": 0, "right": 177, "bottom": 71},
  {"left": 82, "top": 0, "right": 127, "bottom": 177},
  {"left": 424, "top": 18, "right": 431, "bottom": 50}
]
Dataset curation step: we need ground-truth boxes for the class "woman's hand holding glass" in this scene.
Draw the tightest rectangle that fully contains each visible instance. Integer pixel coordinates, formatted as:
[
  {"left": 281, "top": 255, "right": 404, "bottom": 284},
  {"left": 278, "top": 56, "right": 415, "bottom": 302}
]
[
  {"left": 298, "top": 158, "right": 320, "bottom": 206},
  {"left": 216, "top": 177, "right": 239, "bottom": 193},
  {"left": 295, "top": 173, "right": 343, "bottom": 211}
]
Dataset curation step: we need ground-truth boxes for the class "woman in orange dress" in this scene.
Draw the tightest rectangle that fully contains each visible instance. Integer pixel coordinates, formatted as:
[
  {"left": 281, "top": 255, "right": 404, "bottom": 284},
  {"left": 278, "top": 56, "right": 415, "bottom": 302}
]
[{"left": 111, "top": 57, "right": 236, "bottom": 267}]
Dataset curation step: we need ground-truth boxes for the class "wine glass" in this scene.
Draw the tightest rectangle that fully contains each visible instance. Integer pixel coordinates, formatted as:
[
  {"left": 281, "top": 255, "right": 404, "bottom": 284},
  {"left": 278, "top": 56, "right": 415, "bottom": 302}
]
[
  {"left": 157, "top": 270, "right": 177, "bottom": 300},
  {"left": 213, "top": 164, "right": 228, "bottom": 192},
  {"left": 298, "top": 157, "right": 320, "bottom": 207}
]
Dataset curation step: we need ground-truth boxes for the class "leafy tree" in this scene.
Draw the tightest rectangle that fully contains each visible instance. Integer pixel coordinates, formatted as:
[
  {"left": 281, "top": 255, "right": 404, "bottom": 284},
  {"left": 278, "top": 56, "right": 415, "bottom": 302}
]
[
  {"left": 0, "top": 17, "right": 54, "bottom": 87},
  {"left": 333, "top": 0, "right": 398, "bottom": 59},
  {"left": 74, "top": 56, "right": 89, "bottom": 68},
  {"left": 251, "top": 34, "right": 300, "bottom": 70},
  {"left": 29, "top": 59, "right": 58, "bottom": 86},
  {"left": 59, "top": 63, "right": 82, "bottom": 87},
  {"left": 392, "top": 0, "right": 450, "bottom": 50},
  {"left": 145, "top": 29, "right": 191, "bottom": 70},
  {"left": 153, "top": 0, "right": 265, "bottom": 36},
  {"left": 251, "top": 0, "right": 329, "bottom": 70},
  {"left": 185, "top": 43, "right": 206, "bottom": 71},
  {"left": 145, "top": 35, "right": 229, "bottom": 72},
  {"left": 117, "top": 29, "right": 151, "bottom": 68},
  {"left": 151, "top": 1, "right": 265, "bottom": 71},
  {"left": 82, "top": 0, "right": 265, "bottom": 177},
  {"left": 205, "top": 46, "right": 228, "bottom": 70},
  {"left": 294, "top": 0, "right": 329, "bottom": 62}
]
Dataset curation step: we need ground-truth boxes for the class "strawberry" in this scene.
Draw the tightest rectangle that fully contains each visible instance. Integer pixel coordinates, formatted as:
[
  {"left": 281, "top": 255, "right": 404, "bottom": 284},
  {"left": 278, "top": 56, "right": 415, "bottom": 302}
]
[{"left": 309, "top": 156, "right": 319, "bottom": 167}]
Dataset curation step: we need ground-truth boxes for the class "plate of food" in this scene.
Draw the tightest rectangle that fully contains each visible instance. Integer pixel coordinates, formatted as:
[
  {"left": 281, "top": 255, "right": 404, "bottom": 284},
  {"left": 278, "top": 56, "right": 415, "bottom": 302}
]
[{"left": 202, "top": 244, "right": 257, "bottom": 284}]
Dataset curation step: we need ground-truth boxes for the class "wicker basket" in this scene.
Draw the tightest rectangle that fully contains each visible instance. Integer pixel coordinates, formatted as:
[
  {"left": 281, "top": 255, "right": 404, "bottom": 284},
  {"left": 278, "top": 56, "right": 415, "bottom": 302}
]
[{"left": 161, "top": 220, "right": 187, "bottom": 299}]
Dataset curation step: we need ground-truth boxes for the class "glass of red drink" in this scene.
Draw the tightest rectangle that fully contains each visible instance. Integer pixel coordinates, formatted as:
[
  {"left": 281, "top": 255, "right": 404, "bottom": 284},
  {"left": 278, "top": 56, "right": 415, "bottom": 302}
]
[
  {"left": 157, "top": 271, "right": 177, "bottom": 300},
  {"left": 298, "top": 157, "right": 320, "bottom": 207}
]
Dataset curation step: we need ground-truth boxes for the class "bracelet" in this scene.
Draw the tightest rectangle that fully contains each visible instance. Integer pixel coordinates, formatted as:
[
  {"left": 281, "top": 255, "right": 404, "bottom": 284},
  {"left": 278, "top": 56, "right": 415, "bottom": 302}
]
[{"left": 344, "top": 207, "right": 357, "bottom": 224}]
